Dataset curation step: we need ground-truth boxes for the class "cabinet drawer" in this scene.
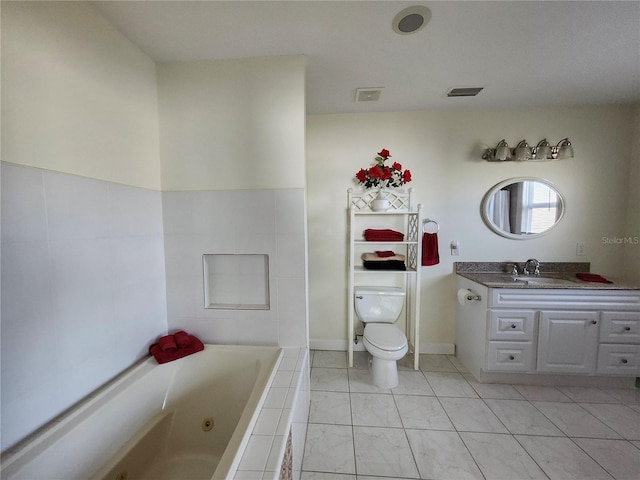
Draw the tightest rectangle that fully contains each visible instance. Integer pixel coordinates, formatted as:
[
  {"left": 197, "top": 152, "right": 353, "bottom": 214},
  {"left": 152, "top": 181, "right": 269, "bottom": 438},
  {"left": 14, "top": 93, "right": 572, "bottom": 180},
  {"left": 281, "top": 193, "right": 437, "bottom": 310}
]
[
  {"left": 488, "top": 310, "right": 535, "bottom": 341},
  {"left": 597, "top": 344, "right": 640, "bottom": 375},
  {"left": 599, "top": 312, "right": 640, "bottom": 344},
  {"left": 487, "top": 341, "right": 535, "bottom": 372}
]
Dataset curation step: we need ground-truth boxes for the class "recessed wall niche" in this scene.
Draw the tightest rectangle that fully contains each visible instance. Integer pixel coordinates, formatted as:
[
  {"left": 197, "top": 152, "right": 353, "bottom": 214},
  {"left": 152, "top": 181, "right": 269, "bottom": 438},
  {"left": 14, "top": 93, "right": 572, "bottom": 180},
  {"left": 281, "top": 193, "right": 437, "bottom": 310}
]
[{"left": 203, "top": 254, "right": 270, "bottom": 310}]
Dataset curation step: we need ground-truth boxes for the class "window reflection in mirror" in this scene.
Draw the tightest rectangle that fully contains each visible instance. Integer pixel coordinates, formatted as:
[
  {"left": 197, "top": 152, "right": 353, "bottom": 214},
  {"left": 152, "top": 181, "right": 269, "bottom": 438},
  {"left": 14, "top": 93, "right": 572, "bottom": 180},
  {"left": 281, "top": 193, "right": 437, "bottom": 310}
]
[{"left": 482, "top": 178, "right": 565, "bottom": 239}]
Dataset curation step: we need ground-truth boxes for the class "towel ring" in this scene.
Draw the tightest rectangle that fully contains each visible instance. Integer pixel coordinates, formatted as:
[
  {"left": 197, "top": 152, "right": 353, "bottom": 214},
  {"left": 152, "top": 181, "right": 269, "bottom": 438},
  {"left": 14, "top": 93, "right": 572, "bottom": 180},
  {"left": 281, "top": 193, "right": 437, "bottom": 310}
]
[{"left": 423, "top": 218, "right": 439, "bottom": 233}]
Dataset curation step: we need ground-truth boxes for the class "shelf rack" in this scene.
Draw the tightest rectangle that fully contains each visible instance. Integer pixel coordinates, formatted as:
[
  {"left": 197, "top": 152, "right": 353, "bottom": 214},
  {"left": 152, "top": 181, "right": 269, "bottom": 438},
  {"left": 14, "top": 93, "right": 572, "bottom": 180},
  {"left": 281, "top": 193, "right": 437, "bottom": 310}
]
[{"left": 347, "top": 188, "right": 423, "bottom": 369}]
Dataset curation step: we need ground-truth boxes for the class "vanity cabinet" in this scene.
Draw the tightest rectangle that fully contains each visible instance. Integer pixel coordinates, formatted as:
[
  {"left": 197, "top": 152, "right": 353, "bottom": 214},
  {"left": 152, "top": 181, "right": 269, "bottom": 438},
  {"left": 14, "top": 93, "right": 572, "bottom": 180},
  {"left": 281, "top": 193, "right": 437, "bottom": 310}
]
[
  {"left": 347, "top": 188, "right": 423, "bottom": 369},
  {"left": 456, "top": 276, "right": 640, "bottom": 381}
]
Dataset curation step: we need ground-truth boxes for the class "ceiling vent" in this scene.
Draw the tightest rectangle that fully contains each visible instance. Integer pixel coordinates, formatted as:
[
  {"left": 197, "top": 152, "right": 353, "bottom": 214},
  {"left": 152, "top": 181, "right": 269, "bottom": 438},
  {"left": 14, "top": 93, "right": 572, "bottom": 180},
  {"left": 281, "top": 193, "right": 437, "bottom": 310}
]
[
  {"left": 355, "top": 87, "right": 384, "bottom": 103},
  {"left": 445, "top": 87, "right": 484, "bottom": 97}
]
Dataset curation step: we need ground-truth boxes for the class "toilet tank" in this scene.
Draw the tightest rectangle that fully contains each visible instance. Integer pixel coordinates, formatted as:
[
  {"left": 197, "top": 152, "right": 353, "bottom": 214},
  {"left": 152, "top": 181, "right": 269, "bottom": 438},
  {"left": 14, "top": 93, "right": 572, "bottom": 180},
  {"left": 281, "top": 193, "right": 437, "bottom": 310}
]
[{"left": 354, "top": 286, "right": 405, "bottom": 323}]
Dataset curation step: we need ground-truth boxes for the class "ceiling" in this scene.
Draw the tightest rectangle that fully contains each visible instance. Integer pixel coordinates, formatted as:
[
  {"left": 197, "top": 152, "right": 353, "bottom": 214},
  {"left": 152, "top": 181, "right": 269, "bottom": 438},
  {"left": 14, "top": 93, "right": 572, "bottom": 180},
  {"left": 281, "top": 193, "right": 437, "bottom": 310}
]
[{"left": 92, "top": 1, "right": 640, "bottom": 115}]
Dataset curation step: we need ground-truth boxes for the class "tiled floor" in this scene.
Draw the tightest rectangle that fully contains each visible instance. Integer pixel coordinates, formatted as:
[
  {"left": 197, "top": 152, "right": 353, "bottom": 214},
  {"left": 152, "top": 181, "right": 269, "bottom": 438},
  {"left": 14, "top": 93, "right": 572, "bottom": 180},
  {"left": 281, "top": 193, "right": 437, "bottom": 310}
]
[{"left": 301, "top": 350, "right": 640, "bottom": 480}]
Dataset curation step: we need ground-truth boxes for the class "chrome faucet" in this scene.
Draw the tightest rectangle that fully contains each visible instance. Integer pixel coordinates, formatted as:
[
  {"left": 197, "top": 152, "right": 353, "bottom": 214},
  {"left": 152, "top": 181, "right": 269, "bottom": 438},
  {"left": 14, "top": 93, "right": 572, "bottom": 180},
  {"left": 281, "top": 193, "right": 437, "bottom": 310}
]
[{"left": 523, "top": 258, "right": 540, "bottom": 276}]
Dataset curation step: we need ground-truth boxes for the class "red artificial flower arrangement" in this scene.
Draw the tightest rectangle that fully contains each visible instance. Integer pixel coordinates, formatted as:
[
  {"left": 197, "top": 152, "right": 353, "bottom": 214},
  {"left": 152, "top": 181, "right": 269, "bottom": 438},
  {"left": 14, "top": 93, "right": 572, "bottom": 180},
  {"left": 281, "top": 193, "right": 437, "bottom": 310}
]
[{"left": 355, "top": 149, "right": 412, "bottom": 189}]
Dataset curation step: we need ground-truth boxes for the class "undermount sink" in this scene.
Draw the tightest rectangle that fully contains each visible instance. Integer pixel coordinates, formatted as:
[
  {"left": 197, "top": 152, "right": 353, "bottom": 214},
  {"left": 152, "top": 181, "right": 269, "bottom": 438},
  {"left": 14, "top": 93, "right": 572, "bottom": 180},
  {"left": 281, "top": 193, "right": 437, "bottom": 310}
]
[{"left": 514, "top": 276, "right": 575, "bottom": 285}]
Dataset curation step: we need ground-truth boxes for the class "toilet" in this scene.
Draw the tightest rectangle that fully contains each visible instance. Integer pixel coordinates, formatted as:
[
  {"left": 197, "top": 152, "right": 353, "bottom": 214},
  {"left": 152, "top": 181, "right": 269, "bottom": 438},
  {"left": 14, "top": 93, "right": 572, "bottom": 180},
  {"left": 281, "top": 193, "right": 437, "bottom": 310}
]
[{"left": 354, "top": 286, "right": 408, "bottom": 388}]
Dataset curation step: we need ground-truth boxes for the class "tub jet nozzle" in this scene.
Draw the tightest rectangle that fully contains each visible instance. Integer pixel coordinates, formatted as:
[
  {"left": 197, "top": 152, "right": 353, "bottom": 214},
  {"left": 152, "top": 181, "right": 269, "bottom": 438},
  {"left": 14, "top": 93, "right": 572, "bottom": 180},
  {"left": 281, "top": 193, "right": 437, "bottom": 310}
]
[{"left": 202, "top": 417, "right": 214, "bottom": 431}]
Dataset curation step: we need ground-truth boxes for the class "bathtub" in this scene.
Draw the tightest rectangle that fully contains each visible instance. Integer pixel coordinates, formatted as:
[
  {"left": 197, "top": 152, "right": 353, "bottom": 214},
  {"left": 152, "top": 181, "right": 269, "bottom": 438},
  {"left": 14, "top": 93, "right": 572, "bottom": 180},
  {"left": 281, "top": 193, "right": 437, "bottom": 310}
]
[{"left": 1, "top": 345, "right": 285, "bottom": 480}]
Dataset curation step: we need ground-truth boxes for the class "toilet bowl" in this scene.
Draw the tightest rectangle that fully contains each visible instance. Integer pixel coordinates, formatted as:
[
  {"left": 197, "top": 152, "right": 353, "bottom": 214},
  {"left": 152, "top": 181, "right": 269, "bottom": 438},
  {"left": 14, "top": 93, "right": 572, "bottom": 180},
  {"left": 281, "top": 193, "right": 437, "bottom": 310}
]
[
  {"left": 362, "top": 324, "right": 408, "bottom": 388},
  {"left": 354, "top": 286, "right": 408, "bottom": 388}
]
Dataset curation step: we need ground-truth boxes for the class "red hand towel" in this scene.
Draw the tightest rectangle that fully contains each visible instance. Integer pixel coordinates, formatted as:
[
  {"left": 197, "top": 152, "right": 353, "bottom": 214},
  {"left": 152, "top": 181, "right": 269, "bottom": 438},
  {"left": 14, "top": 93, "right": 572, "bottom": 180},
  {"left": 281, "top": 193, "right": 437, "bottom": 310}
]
[
  {"left": 174, "top": 330, "right": 192, "bottom": 348},
  {"left": 422, "top": 232, "right": 440, "bottom": 266},
  {"left": 375, "top": 250, "right": 396, "bottom": 257},
  {"left": 157, "top": 335, "right": 177, "bottom": 351},
  {"left": 576, "top": 273, "right": 613, "bottom": 283}
]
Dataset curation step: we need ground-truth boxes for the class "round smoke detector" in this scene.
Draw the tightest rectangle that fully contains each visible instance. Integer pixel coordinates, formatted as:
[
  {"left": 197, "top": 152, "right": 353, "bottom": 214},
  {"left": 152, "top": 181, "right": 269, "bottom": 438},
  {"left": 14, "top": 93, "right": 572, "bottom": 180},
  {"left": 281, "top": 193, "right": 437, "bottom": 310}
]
[{"left": 392, "top": 5, "right": 432, "bottom": 35}]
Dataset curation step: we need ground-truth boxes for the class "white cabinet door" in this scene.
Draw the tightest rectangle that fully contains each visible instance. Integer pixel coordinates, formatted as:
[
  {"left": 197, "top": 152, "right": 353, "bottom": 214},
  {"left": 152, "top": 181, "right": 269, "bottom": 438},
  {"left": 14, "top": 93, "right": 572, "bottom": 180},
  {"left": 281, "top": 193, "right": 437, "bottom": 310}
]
[{"left": 537, "top": 311, "right": 599, "bottom": 374}]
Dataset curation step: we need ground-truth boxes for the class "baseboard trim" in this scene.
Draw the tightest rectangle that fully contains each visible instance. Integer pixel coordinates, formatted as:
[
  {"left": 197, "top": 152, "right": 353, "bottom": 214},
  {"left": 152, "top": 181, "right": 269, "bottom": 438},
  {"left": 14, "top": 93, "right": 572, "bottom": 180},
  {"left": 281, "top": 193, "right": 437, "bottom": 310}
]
[
  {"left": 309, "top": 339, "right": 365, "bottom": 351},
  {"left": 310, "top": 339, "right": 455, "bottom": 355},
  {"left": 420, "top": 342, "right": 456, "bottom": 355}
]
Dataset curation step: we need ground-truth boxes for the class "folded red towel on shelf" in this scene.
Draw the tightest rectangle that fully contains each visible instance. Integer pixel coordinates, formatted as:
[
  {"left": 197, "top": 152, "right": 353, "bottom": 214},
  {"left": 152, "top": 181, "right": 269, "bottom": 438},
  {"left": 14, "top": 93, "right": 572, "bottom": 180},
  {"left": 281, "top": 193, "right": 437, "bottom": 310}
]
[
  {"left": 364, "top": 229, "right": 404, "bottom": 241},
  {"left": 375, "top": 250, "right": 396, "bottom": 257},
  {"left": 157, "top": 335, "right": 177, "bottom": 352},
  {"left": 150, "top": 335, "right": 204, "bottom": 364},
  {"left": 174, "top": 330, "right": 192, "bottom": 348},
  {"left": 576, "top": 273, "right": 613, "bottom": 284}
]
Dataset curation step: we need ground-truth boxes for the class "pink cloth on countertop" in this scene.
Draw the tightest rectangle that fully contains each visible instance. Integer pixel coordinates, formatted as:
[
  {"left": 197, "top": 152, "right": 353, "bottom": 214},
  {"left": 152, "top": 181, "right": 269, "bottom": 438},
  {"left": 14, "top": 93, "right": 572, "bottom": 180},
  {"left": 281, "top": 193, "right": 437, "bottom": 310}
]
[{"left": 576, "top": 272, "right": 613, "bottom": 283}]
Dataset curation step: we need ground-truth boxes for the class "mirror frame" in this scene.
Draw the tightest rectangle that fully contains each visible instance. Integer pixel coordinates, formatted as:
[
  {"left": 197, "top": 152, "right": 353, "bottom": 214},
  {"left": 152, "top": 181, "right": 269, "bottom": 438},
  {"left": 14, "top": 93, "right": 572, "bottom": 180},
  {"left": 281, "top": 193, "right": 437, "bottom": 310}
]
[{"left": 481, "top": 177, "right": 566, "bottom": 240}]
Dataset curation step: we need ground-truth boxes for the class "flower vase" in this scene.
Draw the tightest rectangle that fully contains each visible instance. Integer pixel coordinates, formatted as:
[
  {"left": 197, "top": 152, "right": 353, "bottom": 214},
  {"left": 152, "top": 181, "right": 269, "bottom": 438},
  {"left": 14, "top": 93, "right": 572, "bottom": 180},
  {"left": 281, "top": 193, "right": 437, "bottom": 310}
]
[{"left": 372, "top": 190, "right": 390, "bottom": 212}]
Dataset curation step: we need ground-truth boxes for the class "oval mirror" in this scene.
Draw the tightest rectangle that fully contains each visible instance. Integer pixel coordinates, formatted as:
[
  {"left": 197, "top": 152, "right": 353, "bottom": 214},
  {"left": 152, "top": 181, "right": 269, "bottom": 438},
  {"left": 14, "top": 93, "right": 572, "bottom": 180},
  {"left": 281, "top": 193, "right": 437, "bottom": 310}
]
[{"left": 481, "top": 177, "right": 565, "bottom": 239}]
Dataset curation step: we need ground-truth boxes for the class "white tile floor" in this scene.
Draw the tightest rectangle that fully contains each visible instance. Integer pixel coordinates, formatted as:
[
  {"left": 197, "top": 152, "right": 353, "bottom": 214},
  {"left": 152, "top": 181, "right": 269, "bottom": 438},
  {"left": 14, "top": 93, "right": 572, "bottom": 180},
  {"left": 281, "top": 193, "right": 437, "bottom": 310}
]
[{"left": 301, "top": 350, "right": 640, "bottom": 480}]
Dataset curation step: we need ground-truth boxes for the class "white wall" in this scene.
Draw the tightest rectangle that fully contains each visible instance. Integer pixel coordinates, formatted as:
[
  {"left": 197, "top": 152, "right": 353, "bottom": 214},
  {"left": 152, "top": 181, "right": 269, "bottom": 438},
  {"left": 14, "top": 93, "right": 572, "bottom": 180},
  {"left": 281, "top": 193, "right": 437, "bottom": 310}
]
[
  {"left": 307, "top": 105, "right": 637, "bottom": 349},
  {"left": 1, "top": 3, "right": 309, "bottom": 451},
  {"left": 163, "top": 189, "right": 308, "bottom": 347},
  {"left": 0, "top": 165, "right": 167, "bottom": 450},
  {"left": 623, "top": 106, "right": 640, "bottom": 284},
  {"left": 1, "top": 1, "right": 161, "bottom": 190},
  {"left": 157, "top": 56, "right": 306, "bottom": 191},
  {"left": 1, "top": 5, "right": 310, "bottom": 451},
  {"left": 157, "top": 56, "right": 308, "bottom": 349},
  {"left": 1, "top": 2, "right": 166, "bottom": 449}
]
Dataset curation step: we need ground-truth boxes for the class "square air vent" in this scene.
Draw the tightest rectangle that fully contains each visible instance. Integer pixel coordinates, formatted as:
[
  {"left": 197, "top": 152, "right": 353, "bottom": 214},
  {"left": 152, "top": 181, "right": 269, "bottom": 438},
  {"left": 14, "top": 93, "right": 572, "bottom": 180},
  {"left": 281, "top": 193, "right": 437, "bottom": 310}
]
[
  {"left": 445, "top": 87, "right": 484, "bottom": 97},
  {"left": 355, "top": 87, "right": 384, "bottom": 102}
]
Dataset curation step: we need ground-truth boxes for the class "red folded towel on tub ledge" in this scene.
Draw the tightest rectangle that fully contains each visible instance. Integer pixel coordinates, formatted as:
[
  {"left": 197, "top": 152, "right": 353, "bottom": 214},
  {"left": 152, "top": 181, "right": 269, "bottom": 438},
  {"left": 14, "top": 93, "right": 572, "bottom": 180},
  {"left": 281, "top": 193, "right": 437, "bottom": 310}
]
[
  {"left": 157, "top": 334, "right": 177, "bottom": 351},
  {"left": 173, "top": 330, "right": 192, "bottom": 348},
  {"left": 150, "top": 332, "right": 204, "bottom": 364}
]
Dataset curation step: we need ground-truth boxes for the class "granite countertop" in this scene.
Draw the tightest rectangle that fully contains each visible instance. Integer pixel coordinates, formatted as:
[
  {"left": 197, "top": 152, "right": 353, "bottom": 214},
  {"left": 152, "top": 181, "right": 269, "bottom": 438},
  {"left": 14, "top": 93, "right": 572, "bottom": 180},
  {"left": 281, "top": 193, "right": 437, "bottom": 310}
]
[{"left": 455, "top": 262, "right": 640, "bottom": 290}]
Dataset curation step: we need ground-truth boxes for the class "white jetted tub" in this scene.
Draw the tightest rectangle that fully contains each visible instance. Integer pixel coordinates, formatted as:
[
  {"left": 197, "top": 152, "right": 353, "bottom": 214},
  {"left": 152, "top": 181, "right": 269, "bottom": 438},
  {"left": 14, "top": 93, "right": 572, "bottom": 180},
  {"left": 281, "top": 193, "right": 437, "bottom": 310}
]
[{"left": 1, "top": 345, "right": 283, "bottom": 480}]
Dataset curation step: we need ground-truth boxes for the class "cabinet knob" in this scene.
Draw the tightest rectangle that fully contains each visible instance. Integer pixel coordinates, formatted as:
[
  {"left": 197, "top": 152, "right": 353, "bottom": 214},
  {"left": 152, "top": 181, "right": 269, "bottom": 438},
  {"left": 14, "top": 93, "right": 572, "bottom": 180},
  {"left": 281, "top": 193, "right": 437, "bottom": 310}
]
[
  {"left": 621, "top": 358, "right": 628, "bottom": 364},
  {"left": 624, "top": 326, "right": 631, "bottom": 331},
  {"left": 510, "top": 324, "right": 517, "bottom": 329},
  {"left": 508, "top": 355, "right": 515, "bottom": 361},
  {"left": 591, "top": 320, "right": 597, "bottom": 325}
]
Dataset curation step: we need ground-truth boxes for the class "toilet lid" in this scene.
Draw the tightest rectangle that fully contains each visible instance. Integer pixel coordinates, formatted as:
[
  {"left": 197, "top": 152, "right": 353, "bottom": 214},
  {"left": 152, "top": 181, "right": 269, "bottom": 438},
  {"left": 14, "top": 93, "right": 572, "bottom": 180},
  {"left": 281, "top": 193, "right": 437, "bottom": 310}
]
[{"left": 364, "top": 324, "right": 407, "bottom": 351}]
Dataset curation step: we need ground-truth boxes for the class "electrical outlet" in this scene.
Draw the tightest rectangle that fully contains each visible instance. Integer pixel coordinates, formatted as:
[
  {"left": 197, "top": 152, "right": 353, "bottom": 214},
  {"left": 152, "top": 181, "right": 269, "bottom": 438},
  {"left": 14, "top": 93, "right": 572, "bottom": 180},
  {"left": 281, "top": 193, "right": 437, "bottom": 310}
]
[{"left": 576, "top": 242, "right": 586, "bottom": 256}]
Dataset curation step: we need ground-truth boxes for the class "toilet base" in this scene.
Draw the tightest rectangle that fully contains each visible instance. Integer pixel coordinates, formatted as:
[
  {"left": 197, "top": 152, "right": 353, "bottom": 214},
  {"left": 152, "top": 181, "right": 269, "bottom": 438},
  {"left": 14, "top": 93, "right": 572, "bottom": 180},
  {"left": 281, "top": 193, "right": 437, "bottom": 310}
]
[{"left": 370, "top": 357, "right": 400, "bottom": 389}]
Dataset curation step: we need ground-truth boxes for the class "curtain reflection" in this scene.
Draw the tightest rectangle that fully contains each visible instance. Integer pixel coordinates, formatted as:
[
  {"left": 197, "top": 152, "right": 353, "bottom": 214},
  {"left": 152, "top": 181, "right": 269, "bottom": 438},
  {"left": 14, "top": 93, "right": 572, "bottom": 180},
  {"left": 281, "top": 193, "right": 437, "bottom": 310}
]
[{"left": 487, "top": 181, "right": 561, "bottom": 236}]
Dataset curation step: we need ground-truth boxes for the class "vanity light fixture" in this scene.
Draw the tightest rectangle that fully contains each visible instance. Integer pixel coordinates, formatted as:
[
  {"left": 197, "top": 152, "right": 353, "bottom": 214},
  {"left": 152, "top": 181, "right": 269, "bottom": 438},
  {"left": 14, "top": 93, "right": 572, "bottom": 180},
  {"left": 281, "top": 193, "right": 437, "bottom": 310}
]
[
  {"left": 555, "top": 138, "right": 574, "bottom": 160},
  {"left": 533, "top": 139, "right": 551, "bottom": 160},
  {"left": 514, "top": 140, "right": 532, "bottom": 162},
  {"left": 483, "top": 138, "right": 574, "bottom": 161},
  {"left": 493, "top": 139, "right": 512, "bottom": 161}
]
